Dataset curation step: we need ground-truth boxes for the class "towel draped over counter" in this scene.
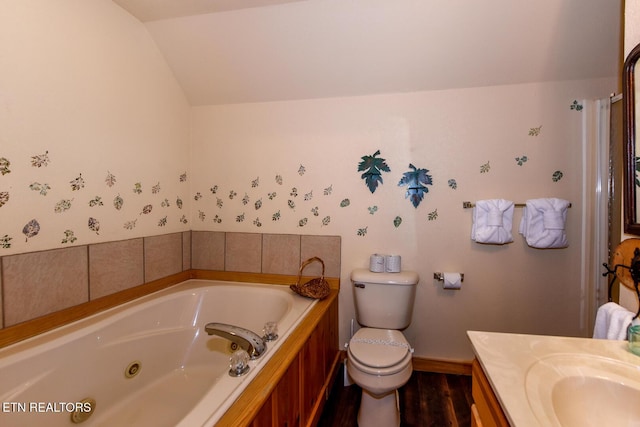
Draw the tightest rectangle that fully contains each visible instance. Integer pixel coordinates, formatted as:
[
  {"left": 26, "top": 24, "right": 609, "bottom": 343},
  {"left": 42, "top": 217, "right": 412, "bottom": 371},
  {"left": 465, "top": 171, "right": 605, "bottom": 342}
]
[{"left": 593, "top": 302, "right": 637, "bottom": 340}]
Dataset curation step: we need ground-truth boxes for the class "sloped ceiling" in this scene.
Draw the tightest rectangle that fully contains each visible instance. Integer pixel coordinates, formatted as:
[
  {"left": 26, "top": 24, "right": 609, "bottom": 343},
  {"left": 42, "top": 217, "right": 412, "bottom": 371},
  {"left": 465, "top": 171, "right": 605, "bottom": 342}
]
[
  {"left": 112, "top": 0, "right": 305, "bottom": 21},
  {"left": 113, "top": 0, "right": 622, "bottom": 106}
]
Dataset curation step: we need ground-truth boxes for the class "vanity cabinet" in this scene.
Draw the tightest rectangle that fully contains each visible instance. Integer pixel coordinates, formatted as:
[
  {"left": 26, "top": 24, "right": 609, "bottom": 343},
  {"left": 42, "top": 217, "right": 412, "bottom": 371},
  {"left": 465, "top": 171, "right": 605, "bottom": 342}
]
[
  {"left": 247, "top": 293, "right": 339, "bottom": 427},
  {"left": 471, "top": 359, "right": 510, "bottom": 427}
]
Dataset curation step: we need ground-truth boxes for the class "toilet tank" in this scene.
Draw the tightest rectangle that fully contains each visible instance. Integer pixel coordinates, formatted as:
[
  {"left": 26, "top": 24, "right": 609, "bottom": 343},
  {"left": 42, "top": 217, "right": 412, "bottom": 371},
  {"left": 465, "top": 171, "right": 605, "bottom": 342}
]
[{"left": 351, "top": 269, "right": 419, "bottom": 330}]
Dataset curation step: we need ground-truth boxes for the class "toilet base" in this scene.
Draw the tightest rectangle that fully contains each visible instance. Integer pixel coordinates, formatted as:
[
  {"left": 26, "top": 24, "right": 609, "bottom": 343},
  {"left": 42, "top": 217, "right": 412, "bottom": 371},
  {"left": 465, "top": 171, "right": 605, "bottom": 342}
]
[{"left": 357, "top": 388, "right": 400, "bottom": 427}]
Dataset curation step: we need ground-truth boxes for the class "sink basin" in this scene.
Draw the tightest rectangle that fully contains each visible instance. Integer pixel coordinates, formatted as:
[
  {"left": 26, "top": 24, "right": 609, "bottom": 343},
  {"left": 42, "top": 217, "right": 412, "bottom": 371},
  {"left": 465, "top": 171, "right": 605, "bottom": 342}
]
[{"left": 525, "top": 354, "right": 640, "bottom": 426}]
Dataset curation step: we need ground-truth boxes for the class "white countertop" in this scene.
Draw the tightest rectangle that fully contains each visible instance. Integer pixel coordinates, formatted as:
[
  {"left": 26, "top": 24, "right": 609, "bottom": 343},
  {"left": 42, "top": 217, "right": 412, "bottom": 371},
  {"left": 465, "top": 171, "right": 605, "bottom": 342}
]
[{"left": 467, "top": 331, "right": 640, "bottom": 427}]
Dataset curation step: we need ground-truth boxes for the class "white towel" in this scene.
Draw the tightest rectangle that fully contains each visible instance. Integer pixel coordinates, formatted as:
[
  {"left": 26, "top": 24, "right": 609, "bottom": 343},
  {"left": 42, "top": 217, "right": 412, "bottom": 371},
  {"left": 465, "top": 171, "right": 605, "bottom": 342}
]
[
  {"left": 593, "top": 302, "right": 635, "bottom": 340},
  {"left": 471, "top": 199, "right": 514, "bottom": 244},
  {"left": 518, "top": 198, "right": 569, "bottom": 248}
]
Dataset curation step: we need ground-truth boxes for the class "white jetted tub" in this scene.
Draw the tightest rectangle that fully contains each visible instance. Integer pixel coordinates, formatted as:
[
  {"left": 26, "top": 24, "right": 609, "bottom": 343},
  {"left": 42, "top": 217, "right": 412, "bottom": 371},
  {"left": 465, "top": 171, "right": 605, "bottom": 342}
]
[{"left": 0, "top": 280, "right": 316, "bottom": 427}]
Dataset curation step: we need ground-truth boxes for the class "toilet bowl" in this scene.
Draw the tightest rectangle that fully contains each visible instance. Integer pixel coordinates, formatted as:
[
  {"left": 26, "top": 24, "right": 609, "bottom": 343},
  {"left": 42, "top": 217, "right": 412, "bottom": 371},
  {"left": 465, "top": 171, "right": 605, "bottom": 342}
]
[
  {"left": 347, "top": 327, "right": 413, "bottom": 427},
  {"left": 348, "top": 269, "right": 419, "bottom": 427}
]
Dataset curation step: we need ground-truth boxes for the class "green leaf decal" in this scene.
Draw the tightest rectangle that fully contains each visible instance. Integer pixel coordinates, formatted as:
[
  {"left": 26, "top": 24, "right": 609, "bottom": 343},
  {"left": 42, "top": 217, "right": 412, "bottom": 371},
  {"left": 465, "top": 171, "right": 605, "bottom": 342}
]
[
  {"left": 398, "top": 164, "right": 433, "bottom": 208},
  {"left": 0, "top": 157, "right": 11, "bottom": 175},
  {"left": 358, "top": 150, "right": 391, "bottom": 193},
  {"left": 1, "top": 234, "right": 12, "bottom": 248},
  {"left": 23, "top": 219, "right": 40, "bottom": 241},
  {"left": 0, "top": 192, "right": 8, "bottom": 208},
  {"left": 62, "top": 230, "right": 77, "bottom": 244},
  {"left": 88, "top": 217, "right": 100, "bottom": 235},
  {"left": 552, "top": 171, "right": 564, "bottom": 182}
]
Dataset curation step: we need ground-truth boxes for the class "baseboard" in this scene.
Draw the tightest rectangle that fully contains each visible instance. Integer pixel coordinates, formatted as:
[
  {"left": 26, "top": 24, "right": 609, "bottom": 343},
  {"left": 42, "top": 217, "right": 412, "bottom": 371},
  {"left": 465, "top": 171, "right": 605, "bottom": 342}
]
[{"left": 412, "top": 357, "right": 473, "bottom": 376}]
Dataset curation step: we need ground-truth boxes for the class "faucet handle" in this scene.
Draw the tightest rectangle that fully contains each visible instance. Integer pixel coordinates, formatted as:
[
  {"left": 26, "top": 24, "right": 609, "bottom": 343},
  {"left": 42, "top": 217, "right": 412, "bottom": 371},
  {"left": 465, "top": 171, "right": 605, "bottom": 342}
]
[
  {"left": 229, "top": 350, "right": 250, "bottom": 377},
  {"left": 263, "top": 321, "right": 279, "bottom": 341}
]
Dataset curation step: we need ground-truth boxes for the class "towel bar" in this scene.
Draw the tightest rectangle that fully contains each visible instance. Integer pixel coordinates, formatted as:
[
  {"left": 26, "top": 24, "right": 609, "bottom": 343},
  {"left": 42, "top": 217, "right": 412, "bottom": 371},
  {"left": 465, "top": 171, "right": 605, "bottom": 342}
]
[{"left": 462, "top": 201, "right": 572, "bottom": 208}]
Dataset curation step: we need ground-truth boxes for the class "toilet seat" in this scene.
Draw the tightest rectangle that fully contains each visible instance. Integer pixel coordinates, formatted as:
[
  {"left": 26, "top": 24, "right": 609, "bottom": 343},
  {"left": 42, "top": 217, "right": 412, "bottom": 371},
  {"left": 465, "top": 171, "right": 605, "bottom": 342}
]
[{"left": 348, "top": 328, "right": 412, "bottom": 376}]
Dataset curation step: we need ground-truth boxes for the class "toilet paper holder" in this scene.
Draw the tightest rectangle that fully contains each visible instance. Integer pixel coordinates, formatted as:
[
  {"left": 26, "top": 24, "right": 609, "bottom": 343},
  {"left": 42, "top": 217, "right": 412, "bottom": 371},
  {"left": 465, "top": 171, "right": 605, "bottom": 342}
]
[{"left": 433, "top": 272, "right": 464, "bottom": 282}]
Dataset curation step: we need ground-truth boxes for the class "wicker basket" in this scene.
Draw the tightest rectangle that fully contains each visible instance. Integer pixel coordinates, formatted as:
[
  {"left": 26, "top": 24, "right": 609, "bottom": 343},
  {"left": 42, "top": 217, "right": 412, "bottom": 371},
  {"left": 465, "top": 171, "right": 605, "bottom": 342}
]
[{"left": 290, "top": 257, "right": 331, "bottom": 300}]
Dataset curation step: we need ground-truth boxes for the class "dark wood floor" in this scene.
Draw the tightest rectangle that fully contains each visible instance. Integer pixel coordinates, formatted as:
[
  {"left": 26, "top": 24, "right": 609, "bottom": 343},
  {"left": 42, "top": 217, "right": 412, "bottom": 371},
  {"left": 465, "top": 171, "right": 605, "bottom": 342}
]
[{"left": 318, "top": 365, "right": 473, "bottom": 427}]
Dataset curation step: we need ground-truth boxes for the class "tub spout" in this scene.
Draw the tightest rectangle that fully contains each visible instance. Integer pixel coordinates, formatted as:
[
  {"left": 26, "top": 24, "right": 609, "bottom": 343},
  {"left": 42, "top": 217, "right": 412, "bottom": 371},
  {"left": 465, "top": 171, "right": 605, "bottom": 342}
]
[{"left": 204, "top": 323, "right": 266, "bottom": 360}]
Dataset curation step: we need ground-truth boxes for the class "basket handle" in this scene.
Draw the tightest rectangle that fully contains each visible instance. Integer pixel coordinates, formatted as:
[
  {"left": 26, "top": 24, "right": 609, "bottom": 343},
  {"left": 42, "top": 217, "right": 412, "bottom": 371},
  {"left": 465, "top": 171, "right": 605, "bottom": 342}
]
[{"left": 296, "top": 257, "right": 325, "bottom": 284}]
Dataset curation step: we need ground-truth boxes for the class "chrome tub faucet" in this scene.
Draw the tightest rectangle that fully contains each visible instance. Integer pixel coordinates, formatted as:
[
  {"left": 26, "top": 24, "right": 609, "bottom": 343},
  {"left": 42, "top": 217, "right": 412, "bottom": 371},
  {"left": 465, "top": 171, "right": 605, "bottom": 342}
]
[{"left": 204, "top": 323, "right": 266, "bottom": 359}]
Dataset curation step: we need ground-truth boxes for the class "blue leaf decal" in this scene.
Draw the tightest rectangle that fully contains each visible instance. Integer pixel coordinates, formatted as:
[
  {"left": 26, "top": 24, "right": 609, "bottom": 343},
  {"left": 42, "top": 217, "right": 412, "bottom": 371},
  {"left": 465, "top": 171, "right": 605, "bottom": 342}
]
[
  {"left": 398, "top": 164, "right": 433, "bottom": 208},
  {"left": 358, "top": 150, "right": 391, "bottom": 193}
]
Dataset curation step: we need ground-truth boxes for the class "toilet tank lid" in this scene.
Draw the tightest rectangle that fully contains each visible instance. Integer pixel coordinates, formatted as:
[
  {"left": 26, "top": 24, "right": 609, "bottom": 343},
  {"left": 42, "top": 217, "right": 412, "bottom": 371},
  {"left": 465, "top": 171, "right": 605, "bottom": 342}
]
[{"left": 351, "top": 269, "right": 419, "bottom": 285}]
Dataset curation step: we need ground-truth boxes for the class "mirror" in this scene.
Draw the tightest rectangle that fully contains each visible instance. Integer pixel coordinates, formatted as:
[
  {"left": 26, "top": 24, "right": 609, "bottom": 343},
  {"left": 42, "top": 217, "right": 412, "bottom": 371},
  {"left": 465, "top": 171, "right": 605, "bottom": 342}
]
[{"left": 624, "top": 43, "right": 640, "bottom": 235}]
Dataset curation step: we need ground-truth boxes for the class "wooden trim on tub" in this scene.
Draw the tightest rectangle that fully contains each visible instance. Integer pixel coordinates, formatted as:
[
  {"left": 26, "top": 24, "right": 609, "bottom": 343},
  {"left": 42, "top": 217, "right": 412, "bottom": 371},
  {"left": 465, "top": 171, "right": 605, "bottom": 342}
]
[
  {"left": 0, "top": 271, "right": 192, "bottom": 349},
  {"left": 190, "top": 269, "right": 341, "bottom": 289},
  {"left": 215, "top": 289, "right": 340, "bottom": 427}
]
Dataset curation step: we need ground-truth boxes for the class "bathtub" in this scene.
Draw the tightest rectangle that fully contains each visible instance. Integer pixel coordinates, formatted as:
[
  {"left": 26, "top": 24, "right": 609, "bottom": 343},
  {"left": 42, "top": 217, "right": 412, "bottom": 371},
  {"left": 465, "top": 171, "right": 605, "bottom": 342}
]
[{"left": 0, "top": 279, "right": 317, "bottom": 427}]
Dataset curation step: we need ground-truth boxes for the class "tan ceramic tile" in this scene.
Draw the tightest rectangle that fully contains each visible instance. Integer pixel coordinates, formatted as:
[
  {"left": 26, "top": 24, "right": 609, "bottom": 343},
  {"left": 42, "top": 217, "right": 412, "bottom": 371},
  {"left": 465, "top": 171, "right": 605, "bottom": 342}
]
[
  {"left": 191, "top": 231, "right": 225, "bottom": 270},
  {"left": 144, "top": 233, "right": 183, "bottom": 282},
  {"left": 89, "top": 239, "right": 144, "bottom": 300},
  {"left": 225, "top": 233, "right": 262, "bottom": 273},
  {"left": 2, "top": 246, "right": 89, "bottom": 326},
  {"left": 301, "top": 235, "right": 341, "bottom": 277},
  {"left": 182, "top": 231, "right": 192, "bottom": 271},
  {"left": 262, "top": 234, "right": 301, "bottom": 275}
]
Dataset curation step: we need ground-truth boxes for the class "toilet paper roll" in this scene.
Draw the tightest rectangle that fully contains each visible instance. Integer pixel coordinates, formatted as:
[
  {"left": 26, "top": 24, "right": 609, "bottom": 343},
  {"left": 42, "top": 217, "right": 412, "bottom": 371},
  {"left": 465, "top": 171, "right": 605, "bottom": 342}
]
[
  {"left": 369, "top": 254, "right": 386, "bottom": 272},
  {"left": 385, "top": 255, "right": 401, "bottom": 273},
  {"left": 443, "top": 272, "right": 462, "bottom": 290}
]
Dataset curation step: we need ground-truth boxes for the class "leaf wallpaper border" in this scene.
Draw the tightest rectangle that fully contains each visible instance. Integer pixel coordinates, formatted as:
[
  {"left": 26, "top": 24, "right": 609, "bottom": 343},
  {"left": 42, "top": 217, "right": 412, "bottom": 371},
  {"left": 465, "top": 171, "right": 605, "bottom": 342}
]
[{"left": 1, "top": 98, "right": 576, "bottom": 249}]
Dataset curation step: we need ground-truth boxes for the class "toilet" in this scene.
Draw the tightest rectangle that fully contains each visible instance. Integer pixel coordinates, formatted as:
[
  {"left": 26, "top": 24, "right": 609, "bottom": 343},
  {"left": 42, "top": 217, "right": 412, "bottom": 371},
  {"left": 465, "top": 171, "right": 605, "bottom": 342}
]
[{"left": 347, "top": 268, "right": 419, "bottom": 427}]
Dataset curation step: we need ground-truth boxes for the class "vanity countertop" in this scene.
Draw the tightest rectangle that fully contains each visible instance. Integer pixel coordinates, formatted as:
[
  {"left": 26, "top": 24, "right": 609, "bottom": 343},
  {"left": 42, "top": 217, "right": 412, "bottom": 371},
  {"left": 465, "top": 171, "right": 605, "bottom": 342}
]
[{"left": 467, "top": 330, "right": 640, "bottom": 427}]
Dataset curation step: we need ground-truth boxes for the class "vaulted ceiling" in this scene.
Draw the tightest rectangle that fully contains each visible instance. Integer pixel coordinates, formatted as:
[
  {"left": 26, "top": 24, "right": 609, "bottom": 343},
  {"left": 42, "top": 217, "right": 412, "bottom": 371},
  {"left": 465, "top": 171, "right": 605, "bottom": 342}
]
[{"left": 112, "top": 0, "right": 622, "bottom": 106}]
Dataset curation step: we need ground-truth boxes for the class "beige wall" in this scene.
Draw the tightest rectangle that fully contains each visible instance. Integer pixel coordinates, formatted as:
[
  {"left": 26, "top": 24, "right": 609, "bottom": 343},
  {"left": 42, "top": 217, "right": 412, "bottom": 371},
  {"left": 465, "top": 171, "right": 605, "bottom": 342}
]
[
  {"left": 0, "top": 0, "right": 191, "bottom": 255},
  {"left": 0, "top": 0, "right": 619, "bottom": 361},
  {"left": 191, "top": 79, "right": 615, "bottom": 360}
]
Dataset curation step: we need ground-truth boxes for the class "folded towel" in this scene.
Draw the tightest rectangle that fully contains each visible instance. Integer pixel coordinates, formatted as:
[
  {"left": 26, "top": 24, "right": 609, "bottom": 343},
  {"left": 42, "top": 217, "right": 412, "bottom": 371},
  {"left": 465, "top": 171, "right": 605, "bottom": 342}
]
[
  {"left": 471, "top": 199, "right": 514, "bottom": 244},
  {"left": 593, "top": 302, "right": 635, "bottom": 340},
  {"left": 518, "top": 198, "right": 570, "bottom": 248}
]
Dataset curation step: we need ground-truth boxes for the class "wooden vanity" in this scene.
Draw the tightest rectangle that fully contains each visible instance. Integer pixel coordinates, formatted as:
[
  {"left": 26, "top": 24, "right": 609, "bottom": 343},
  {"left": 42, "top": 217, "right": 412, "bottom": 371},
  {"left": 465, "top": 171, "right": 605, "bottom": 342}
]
[
  {"left": 471, "top": 359, "right": 509, "bottom": 427},
  {"left": 468, "top": 330, "right": 640, "bottom": 427}
]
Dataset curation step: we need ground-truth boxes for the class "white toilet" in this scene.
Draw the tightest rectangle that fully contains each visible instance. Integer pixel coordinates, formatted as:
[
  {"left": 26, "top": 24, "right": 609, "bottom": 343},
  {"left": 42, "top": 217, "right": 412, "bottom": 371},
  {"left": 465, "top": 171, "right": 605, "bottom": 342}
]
[{"left": 347, "top": 268, "right": 419, "bottom": 427}]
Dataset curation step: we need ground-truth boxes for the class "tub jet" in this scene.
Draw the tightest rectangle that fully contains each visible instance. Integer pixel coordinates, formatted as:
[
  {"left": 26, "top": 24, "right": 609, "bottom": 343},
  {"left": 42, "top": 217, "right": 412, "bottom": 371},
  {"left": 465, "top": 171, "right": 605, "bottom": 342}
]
[
  {"left": 125, "top": 361, "right": 141, "bottom": 378},
  {"left": 70, "top": 398, "right": 96, "bottom": 424}
]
